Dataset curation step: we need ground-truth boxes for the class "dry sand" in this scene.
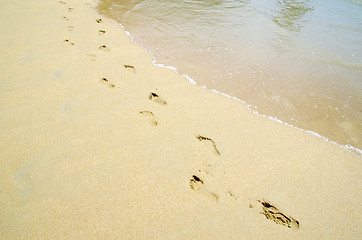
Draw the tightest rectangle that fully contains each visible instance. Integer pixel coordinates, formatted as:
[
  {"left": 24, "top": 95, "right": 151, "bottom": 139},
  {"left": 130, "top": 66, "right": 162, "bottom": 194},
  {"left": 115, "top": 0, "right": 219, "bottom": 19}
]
[{"left": 0, "top": 0, "right": 361, "bottom": 239}]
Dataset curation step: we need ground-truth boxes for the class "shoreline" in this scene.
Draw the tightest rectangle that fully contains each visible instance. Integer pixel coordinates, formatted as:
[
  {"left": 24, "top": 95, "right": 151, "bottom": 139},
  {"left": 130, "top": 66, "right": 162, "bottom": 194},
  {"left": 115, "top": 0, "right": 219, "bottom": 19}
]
[
  {"left": 121, "top": 23, "right": 362, "bottom": 157},
  {"left": 99, "top": 0, "right": 362, "bottom": 153},
  {"left": 0, "top": 0, "right": 361, "bottom": 239}
]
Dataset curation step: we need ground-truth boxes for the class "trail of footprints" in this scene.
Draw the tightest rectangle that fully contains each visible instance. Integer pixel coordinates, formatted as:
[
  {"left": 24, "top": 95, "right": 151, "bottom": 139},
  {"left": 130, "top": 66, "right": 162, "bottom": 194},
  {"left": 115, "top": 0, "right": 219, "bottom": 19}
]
[
  {"left": 189, "top": 134, "right": 299, "bottom": 229},
  {"left": 189, "top": 135, "right": 220, "bottom": 202},
  {"left": 58, "top": 0, "right": 300, "bottom": 230}
]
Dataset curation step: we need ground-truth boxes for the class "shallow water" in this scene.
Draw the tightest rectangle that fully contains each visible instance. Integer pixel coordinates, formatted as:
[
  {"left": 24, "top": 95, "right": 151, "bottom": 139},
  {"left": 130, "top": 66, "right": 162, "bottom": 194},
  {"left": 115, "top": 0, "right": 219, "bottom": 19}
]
[{"left": 97, "top": 0, "right": 362, "bottom": 152}]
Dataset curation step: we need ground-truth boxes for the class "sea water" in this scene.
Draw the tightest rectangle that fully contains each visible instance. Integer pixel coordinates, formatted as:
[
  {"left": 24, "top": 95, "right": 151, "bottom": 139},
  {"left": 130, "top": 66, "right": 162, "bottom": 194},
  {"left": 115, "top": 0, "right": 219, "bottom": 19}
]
[{"left": 97, "top": 0, "right": 362, "bottom": 153}]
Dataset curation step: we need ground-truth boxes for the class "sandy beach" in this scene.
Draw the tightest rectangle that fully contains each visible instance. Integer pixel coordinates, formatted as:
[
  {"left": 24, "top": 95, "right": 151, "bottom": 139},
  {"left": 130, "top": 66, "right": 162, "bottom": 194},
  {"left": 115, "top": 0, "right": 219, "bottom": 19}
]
[{"left": 0, "top": 0, "right": 361, "bottom": 239}]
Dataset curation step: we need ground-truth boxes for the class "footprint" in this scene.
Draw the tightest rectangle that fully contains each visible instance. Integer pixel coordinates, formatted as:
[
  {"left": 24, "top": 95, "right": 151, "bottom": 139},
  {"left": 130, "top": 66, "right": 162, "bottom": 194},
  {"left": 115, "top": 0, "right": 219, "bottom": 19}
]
[
  {"left": 196, "top": 135, "right": 220, "bottom": 156},
  {"left": 64, "top": 39, "right": 75, "bottom": 46},
  {"left": 228, "top": 190, "right": 237, "bottom": 200},
  {"left": 139, "top": 111, "right": 157, "bottom": 126},
  {"left": 96, "top": 18, "right": 103, "bottom": 23},
  {"left": 189, "top": 172, "right": 219, "bottom": 202},
  {"left": 87, "top": 53, "right": 96, "bottom": 62},
  {"left": 100, "top": 78, "right": 114, "bottom": 88},
  {"left": 98, "top": 30, "right": 106, "bottom": 35},
  {"left": 67, "top": 26, "right": 74, "bottom": 31},
  {"left": 124, "top": 64, "right": 135, "bottom": 72},
  {"left": 258, "top": 200, "right": 300, "bottom": 229},
  {"left": 59, "top": 1, "right": 66, "bottom": 4},
  {"left": 68, "top": 7, "right": 74, "bottom": 12},
  {"left": 189, "top": 175, "right": 204, "bottom": 190},
  {"left": 99, "top": 45, "right": 110, "bottom": 51},
  {"left": 148, "top": 92, "right": 166, "bottom": 105},
  {"left": 62, "top": 16, "right": 69, "bottom": 21}
]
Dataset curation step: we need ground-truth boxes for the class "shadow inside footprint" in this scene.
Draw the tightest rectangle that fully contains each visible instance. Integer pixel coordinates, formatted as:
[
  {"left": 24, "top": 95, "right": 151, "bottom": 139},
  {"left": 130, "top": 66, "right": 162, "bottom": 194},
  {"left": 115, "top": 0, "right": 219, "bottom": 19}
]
[
  {"left": 124, "top": 64, "right": 135, "bottom": 72},
  {"left": 148, "top": 92, "right": 166, "bottom": 105},
  {"left": 189, "top": 175, "right": 204, "bottom": 190},
  {"left": 64, "top": 39, "right": 75, "bottom": 45},
  {"left": 99, "top": 30, "right": 106, "bottom": 35},
  {"left": 99, "top": 45, "right": 110, "bottom": 51},
  {"left": 139, "top": 111, "right": 153, "bottom": 116},
  {"left": 196, "top": 135, "right": 220, "bottom": 156},
  {"left": 86, "top": 53, "right": 96, "bottom": 62},
  {"left": 189, "top": 174, "right": 219, "bottom": 201},
  {"left": 228, "top": 191, "right": 237, "bottom": 200},
  {"left": 139, "top": 111, "right": 157, "bottom": 126},
  {"left": 259, "top": 200, "right": 300, "bottom": 229},
  {"left": 100, "top": 78, "right": 114, "bottom": 88},
  {"left": 96, "top": 18, "right": 103, "bottom": 23}
]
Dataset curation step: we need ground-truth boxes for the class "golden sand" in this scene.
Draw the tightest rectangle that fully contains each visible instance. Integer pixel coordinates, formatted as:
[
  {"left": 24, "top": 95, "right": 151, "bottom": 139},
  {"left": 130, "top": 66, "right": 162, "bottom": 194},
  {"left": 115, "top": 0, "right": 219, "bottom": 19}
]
[{"left": 0, "top": 0, "right": 361, "bottom": 239}]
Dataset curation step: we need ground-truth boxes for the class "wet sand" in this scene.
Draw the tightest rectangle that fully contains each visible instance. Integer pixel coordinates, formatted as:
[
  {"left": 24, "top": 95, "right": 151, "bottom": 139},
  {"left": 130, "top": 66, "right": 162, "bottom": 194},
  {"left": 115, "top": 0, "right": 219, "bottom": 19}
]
[{"left": 0, "top": 0, "right": 361, "bottom": 239}]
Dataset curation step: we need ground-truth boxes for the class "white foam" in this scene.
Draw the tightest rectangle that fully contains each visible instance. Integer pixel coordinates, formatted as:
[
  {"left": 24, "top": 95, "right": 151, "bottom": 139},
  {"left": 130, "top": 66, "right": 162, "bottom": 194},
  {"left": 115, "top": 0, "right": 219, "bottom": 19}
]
[
  {"left": 211, "top": 89, "right": 220, "bottom": 94},
  {"left": 152, "top": 61, "right": 178, "bottom": 71},
  {"left": 119, "top": 24, "right": 135, "bottom": 41},
  {"left": 182, "top": 74, "right": 197, "bottom": 85}
]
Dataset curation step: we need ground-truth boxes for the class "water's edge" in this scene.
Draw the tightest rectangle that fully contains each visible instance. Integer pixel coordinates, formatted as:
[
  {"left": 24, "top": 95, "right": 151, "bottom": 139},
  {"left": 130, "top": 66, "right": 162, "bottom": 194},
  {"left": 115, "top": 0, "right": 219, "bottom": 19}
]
[{"left": 117, "top": 23, "right": 362, "bottom": 157}]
